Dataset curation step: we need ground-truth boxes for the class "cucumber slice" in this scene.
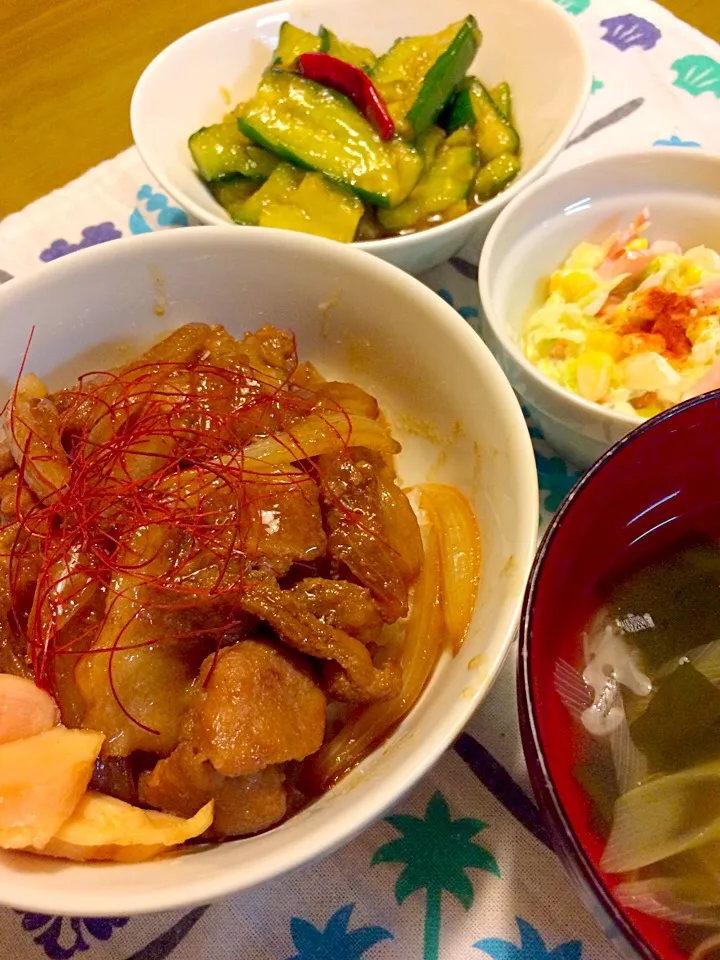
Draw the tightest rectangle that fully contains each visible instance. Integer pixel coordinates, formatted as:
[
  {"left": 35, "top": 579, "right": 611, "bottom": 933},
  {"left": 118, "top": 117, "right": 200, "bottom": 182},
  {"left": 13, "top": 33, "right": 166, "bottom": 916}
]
[
  {"left": 239, "top": 71, "right": 422, "bottom": 207},
  {"left": 416, "top": 125, "right": 446, "bottom": 169},
  {"left": 475, "top": 85, "right": 520, "bottom": 162},
  {"left": 490, "top": 81, "right": 512, "bottom": 122},
  {"left": 472, "top": 153, "right": 521, "bottom": 202},
  {"left": 209, "top": 178, "right": 260, "bottom": 223},
  {"left": 259, "top": 172, "right": 364, "bottom": 243},
  {"left": 233, "top": 164, "right": 304, "bottom": 226},
  {"left": 439, "top": 82, "right": 475, "bottom": 132},
  {"left": 378, "top": 128, "right": 477, "bottom": 232},
  {"left": 445, "top": 78, "right": 520, "bottom": 161},
  {"left": 318, "top": 27, "right": 377, "bottom": 71},
  {"left": 373, "top": 16, "right": 482, "bottom": 138},
  {"left": 272, "top": 22, "right": 323, "bottom": 69},
  {"left": 189, "top": 122, "right": 278, "bottom": 181}
]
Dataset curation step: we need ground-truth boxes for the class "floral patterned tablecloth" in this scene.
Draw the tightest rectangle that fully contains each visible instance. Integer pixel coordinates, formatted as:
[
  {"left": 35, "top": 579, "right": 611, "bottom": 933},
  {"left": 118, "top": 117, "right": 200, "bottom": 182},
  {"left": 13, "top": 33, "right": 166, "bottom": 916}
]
[{"left": 0, "top": 1, "right": 719, "bottom": 957}]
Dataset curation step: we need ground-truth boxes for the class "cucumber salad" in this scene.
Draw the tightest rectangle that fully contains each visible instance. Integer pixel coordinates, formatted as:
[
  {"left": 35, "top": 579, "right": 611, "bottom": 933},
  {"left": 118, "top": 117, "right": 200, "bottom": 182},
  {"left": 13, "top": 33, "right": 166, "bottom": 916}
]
[{"left": 188, "top": 18, "right": 522, "bottom": 242}]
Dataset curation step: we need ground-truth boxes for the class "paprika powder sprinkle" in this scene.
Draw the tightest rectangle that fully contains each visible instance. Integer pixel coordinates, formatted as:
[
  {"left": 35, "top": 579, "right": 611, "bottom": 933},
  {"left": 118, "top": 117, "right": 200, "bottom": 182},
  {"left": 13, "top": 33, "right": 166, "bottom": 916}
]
[{"left": 623, "top": 287, "right": 695, "bottom": 362}]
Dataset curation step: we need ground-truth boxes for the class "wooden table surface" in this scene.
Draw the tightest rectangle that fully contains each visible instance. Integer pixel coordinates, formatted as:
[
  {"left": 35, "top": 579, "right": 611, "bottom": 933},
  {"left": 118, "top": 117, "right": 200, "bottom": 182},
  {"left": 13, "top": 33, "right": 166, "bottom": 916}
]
[{"left": 1, "top": 0, "right": 718, "bottom": 217}]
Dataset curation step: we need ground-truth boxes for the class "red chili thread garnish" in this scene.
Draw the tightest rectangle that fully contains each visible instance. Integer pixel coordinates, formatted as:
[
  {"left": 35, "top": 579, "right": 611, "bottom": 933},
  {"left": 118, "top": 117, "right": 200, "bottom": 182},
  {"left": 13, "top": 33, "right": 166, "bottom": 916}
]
[
  {"left": 296, "top": 52, "right": 395, "bottom": 141},
  {"left": 0, "top": 335, "right": 397, "bottom": 730}
]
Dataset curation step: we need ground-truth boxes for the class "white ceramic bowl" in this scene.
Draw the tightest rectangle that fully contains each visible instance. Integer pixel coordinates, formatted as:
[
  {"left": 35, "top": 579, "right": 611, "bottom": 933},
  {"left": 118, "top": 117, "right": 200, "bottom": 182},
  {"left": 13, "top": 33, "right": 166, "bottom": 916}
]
[
  {"left": 130, "top": 0, "right": 591, "bottom": 276},
  {"left": 0, "top": 227, "right": 538, "bottom": 916},
  {"left": 478, "top": 148, "right": 720, "bottom": 469}
]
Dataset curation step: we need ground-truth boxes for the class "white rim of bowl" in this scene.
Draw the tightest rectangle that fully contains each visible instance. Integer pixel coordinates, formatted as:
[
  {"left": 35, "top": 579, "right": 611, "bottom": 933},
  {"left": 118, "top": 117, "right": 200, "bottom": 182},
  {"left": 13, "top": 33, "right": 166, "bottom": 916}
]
[
  {"left": 129, "top": 0, "right": 593, "bottom": 255},
  {"left": 0, "top": 226, "right": 539, "bottom": 915},
  {"left": 478, "top": 146, "right": 720, "bottom": 430}
]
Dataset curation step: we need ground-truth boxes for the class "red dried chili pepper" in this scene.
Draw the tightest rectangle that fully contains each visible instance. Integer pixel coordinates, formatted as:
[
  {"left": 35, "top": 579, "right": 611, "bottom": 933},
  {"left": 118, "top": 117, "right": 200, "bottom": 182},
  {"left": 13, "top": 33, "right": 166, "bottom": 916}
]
[{"left": 296, "top": 52, "right": 395, "bottom": 141}]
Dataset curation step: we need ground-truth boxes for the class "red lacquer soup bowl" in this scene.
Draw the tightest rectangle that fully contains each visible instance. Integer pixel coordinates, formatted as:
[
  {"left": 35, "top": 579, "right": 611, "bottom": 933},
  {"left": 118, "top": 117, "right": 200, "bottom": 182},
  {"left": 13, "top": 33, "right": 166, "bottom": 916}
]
[{"left": 519, "top": 390, "right": 720, "bottom": 960}]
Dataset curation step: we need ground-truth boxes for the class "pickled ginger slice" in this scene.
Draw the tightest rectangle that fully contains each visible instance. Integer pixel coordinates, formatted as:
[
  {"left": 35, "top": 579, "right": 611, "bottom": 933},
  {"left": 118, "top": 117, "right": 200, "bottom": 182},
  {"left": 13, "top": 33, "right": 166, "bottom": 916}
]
[
  {"left": 33, "top": 793, "right": 214, "bottom": 862},
  {"left": 0, "top": 728, "right": 103, "bottom": 849}
]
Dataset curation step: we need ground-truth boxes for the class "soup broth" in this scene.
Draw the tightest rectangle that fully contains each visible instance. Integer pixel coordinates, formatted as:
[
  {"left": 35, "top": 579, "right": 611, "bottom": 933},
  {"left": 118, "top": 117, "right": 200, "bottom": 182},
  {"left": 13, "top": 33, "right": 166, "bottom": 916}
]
[{"left": 572, "top": 540, "right": 720, "bottom": 959}]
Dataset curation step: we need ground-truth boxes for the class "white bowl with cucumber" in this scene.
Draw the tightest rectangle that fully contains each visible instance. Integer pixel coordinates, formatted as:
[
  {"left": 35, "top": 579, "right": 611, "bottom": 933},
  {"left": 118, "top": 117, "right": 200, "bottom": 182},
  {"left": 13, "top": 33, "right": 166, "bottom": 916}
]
[{"left": 131, "top": 0, "right": 591, "bottom": 275}]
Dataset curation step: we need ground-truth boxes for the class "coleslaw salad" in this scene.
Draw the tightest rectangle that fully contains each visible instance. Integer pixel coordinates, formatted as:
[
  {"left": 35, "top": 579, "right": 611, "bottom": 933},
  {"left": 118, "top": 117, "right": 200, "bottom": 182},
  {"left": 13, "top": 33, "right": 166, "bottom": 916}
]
[{"left": 522, "top": 210, "right": 720, "bottom": 418}]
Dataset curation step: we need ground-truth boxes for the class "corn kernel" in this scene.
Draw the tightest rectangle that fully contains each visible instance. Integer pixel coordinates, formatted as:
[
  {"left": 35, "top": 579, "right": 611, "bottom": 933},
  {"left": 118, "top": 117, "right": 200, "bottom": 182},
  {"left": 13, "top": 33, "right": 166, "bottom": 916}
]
[
  {"left": 633, "top": 403, "right": 663, "bottom": 420},
  {"left": 556, "top": 271, "right": 596, "bottom": 302},
  {"left": 585, "top": 329, "right": 625, "bottom": 361},
  {"left": 626, "top": 238, "right": 648, "bottom": 251},
  {"left": 687, "top": 317, "right": 709, "bottom": 343},
  {"left": 683, "top": 264, "right": 702, "bottom": 287},
  {"left": 576, "top": 350, "right": 614, "bottom": 403}
]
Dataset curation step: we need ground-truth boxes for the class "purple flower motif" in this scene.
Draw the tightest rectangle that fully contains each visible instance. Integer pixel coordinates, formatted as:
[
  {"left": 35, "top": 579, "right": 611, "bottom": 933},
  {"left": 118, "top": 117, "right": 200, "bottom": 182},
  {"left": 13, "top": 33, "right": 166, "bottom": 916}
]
[
  {"left": 39, "top": 222, "right": 122, "bottom": 262},
  {"left": 600, "top": 14, "right": 661, "bottom": 52},
  {"left": 18, "top": 912, "right": 128, "bottom": 959}
]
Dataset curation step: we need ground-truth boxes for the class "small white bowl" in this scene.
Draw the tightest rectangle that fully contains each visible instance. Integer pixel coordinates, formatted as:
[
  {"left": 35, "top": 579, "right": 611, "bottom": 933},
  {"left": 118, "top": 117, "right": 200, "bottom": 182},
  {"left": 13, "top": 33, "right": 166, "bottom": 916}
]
[
  {"left": 130, "top": 0, "right": 591, "bottom": 275},
  {"left": 478, "top": 148, "right": 720, "bottom": 468},
  {"left": 0, "top": 226, "right": 538, "bottom": 916}
]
